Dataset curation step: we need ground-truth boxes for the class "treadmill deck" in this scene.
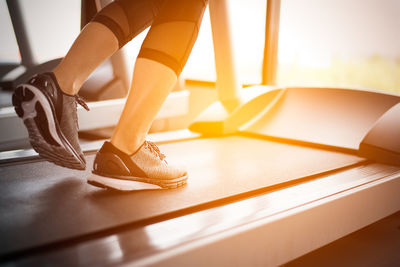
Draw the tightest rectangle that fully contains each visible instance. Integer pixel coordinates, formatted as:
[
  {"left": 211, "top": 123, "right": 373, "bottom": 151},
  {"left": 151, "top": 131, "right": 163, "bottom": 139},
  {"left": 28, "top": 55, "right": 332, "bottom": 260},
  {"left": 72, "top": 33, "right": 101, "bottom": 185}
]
[{"left": 0, "top": 136, "right": 364, "bottom": 257}]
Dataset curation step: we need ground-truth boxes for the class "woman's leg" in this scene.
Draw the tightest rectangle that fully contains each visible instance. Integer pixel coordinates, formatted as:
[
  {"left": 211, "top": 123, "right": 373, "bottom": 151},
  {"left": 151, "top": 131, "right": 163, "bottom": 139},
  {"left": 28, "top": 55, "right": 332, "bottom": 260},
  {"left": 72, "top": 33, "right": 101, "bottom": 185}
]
[
  {"left": 89, "top": 0, "right": 208, "bottom": 190},
  {"left": 111, "top": 58, "right": 177, "bottom": 154},
  {"left": 54, "top": 0, "right": 158, "bottom": 95},
  {"left": 53, "top": 22, "right": 118, "bottom": 95},
  {"left": 13, "top": 0, "right": 160, "bottom": 170},
  {"left": 111, "top": 0, "right": 208, "bottom": 155}
]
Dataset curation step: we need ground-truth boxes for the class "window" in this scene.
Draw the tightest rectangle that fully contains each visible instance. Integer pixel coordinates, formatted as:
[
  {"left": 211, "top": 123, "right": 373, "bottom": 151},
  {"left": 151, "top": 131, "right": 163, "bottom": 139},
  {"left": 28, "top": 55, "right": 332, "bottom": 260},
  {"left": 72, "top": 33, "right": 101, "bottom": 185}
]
[
  {"left": 182, "top": 0, "right": 267, "bottom": 86},
  {"left": 277, "top": 0, "right": 400, "bottom": 94}
]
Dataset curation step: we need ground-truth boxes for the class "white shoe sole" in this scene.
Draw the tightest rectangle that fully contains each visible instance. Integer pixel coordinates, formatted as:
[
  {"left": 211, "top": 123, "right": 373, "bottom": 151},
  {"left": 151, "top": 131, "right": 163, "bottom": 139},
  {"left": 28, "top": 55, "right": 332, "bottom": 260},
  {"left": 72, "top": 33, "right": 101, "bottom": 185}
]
[{"left": 87, "top": 174, "right": 188, "bottom": 191}]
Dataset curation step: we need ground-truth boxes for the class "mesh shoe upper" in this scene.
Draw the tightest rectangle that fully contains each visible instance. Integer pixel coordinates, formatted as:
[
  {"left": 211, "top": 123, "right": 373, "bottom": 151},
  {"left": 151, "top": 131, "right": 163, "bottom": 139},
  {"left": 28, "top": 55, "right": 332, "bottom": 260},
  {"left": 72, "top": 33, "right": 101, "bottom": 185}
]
[{"left": 58, "top": 90, "right": 84, "bottom": 160}]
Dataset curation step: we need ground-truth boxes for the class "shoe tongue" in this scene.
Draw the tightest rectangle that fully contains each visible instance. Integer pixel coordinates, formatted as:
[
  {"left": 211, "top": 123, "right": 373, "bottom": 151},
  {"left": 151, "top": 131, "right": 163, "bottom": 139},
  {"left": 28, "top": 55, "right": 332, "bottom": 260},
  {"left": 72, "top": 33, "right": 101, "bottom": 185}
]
[{"left": 144, "top": 141, "right": 166, "bottom": 161}]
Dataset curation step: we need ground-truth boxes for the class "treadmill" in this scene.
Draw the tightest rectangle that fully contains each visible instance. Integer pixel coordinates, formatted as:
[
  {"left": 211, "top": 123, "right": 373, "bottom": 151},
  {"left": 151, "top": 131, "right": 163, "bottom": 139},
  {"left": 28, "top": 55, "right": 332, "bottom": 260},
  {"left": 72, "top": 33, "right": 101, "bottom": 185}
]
[{"left": 1, "top": 0, "right": 400, "bottom": 266}]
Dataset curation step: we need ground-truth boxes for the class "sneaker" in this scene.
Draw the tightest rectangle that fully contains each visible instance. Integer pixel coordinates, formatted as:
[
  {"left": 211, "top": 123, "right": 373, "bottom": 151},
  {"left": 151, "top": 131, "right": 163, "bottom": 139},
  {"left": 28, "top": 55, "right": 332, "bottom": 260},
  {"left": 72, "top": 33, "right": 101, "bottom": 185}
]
[
  {"left": 87, "top": 141, "right": 188, "bottom": 190},
  {"left": 12, "top": 72, "right": 89, "bottom": 170}
]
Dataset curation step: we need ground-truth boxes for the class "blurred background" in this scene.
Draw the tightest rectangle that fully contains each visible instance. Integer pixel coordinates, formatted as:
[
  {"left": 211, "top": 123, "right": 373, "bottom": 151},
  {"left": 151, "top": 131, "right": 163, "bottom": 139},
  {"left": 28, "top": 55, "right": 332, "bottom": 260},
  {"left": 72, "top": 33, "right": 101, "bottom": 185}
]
[{"left": 1, "top": 0, "right": 399, "bottom": 93}]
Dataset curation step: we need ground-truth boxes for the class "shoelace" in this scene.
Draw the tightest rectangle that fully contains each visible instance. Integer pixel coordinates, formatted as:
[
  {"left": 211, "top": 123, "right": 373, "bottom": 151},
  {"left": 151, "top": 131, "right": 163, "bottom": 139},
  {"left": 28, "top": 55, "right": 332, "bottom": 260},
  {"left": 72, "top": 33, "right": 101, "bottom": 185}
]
[
  {"left": 145, "top": 141, "right": 166, "bottom": 161},
  {"left": 73, "top": 95, "right": 89, "bottom": 130},
  {"left": 74, "top": 95, "right": 90, "bottom": 111}
]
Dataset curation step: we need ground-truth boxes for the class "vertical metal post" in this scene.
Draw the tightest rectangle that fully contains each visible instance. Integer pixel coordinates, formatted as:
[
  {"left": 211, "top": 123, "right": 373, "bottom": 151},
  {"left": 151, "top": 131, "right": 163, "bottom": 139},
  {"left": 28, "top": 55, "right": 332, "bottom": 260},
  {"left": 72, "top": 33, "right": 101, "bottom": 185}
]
[
  {"left": 6, "top": 0, "right": 36, "bottom": 67},
  {"left": 262, "top": 0, "right": 281, "bottom": 85},
  {"left": 209, "top": 0, "right": 241, "bottom": 112}
]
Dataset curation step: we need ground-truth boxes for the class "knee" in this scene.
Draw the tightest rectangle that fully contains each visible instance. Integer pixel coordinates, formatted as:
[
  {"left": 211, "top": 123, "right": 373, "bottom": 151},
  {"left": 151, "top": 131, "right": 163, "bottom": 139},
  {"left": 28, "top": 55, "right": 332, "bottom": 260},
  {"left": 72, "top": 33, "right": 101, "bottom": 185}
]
[
  {"left": 138, "top": 0, "right": 208, "bottom": 76},
  {"left": 91, "top": 1, "right": 131, "bottom": 48}
]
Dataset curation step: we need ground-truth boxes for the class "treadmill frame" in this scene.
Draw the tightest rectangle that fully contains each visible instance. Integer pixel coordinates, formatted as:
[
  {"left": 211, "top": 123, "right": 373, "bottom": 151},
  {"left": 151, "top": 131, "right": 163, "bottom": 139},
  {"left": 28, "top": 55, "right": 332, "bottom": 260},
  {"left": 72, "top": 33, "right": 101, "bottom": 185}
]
[{"left": 7, "top": 162, "right": 399, "bottom": 266}]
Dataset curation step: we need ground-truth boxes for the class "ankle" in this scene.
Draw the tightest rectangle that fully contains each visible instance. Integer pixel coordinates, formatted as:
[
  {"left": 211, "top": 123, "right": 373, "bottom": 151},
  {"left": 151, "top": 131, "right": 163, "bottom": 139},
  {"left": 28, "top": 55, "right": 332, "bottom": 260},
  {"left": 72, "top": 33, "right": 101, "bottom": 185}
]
[
  {"left": 52, "top": 68, "right": 80, "bottom": 95},
  {"left": 110, "top": 138, "right": 144, "bottom": 156}
]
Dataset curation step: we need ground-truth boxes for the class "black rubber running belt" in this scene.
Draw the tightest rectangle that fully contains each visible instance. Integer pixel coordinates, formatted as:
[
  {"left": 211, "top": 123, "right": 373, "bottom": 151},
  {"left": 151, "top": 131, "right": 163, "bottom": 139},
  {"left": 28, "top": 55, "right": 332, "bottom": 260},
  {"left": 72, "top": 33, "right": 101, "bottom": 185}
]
[{"left": 0, "top": 136, "right": 365, "bottom": 258}]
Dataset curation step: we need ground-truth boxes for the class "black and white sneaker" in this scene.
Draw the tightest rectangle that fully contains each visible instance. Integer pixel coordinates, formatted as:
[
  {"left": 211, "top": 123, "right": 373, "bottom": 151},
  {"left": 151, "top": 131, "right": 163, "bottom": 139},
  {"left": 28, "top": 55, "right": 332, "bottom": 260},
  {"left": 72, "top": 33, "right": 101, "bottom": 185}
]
[
  {"left": 12, "top": 72, "right": 89, "bottom": 170},
  {"left": 88, "top": 141, "right": 188, "bottom": 190}
]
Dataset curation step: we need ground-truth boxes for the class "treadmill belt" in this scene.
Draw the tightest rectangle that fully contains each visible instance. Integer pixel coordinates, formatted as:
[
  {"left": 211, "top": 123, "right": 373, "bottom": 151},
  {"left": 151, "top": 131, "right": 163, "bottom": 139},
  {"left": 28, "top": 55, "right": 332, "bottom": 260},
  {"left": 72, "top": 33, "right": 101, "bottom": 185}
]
[{"left": 0, "top": 136, "right": 364, "bottom": 256}]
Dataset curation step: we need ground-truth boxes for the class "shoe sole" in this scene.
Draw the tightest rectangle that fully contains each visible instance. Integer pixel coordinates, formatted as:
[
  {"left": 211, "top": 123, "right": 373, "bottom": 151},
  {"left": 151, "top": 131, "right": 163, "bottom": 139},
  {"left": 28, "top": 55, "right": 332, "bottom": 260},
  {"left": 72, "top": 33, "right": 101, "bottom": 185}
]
[
  {"left": 87, "top": 173, "right": 188, "bottom": 191},
  {"left": 12, "top": 84, "right": 85, "bottom": 170}
]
